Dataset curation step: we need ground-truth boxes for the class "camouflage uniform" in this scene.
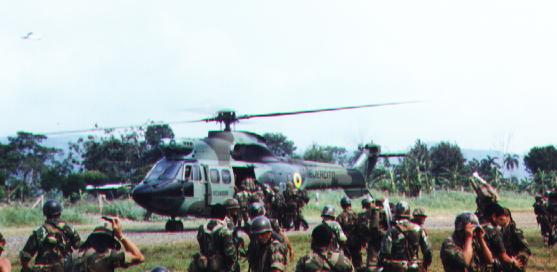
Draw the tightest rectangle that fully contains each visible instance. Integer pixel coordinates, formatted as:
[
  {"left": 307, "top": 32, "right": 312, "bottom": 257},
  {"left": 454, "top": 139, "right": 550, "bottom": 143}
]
[
  {"left": 189, "top": 219, "right": 238, "bottom": 272},
  {"left": 65, "top": 247, "right": 135, "bottom": 272},
  {"left": 533, "top": 196, "right": 551, "bottom": 245},
  {"left": 272, "top": 190, "right": 287, "bottom": 227},
  {"left": 337, "top": 197, "right": 358, "bottom": 262},
  {"left": 368, "top": 205, "right": 387, "bottom": 268},
  {"left": 379, "top": 202, "right": 432, "bottom": 272},
  {"left": 247, "top": 217, "right": 288, "bottom": 272},
  {"left": 283, "top": 184, "right": 298, "bottom": 230},
  {"left": 295, "top": 249, "right": 354, "bottom": 272},
  {"left": 295, "top": 189, "right": 310, "bottom": 231},
  {"left": 20, "top": 219, "right": 81, "bottom": 272},
  {"left": 234, "top": 187, "right": 252, "bottom": 228},
  {"left": 353, "top": 199, "right": 375, "bottom": 270},
  {"left": 320, "top": 206, "right": 348, "bottom": 251},
  {"left": 440, "top": 212, "right": 493, "bottom": 272},
  {"left": 483, "top": 224, "right": 505, "bottom": 272},
  {"left": 501, "top": 220, "right": 531, "bottom": 271}
]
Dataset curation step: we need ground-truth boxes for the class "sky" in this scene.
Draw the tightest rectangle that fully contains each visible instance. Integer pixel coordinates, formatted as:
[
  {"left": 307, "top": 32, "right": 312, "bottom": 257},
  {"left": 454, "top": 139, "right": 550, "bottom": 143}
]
[{"left": 2, "top": 1, "right": 557, "bottom": 154}]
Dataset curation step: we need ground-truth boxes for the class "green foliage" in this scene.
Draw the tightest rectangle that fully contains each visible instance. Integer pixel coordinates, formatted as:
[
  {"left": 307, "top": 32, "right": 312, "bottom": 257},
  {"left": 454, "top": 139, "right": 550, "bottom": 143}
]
[
  {"left": 303, "top": 144, "right": 350, "bottom": 165},
  {"left": 429, "top": 141, "right": 465, "bottom": 180},
  {"left": 263, "top": 132, "right": 297, "bottom": 157},
  {"left": 524, "top": 145, "right": 557, "bottom": 174},
  {"left": 101, "top": 200, "right": 148, "bottom": 221},
  {"left": 0, "top": 205, "right": 87, "bottom": 227}
]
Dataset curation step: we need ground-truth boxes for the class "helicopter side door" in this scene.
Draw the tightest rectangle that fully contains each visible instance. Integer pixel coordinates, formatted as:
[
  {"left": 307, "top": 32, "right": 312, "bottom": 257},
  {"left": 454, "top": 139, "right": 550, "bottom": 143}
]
[{"left": 203, "top": 165, "right": 235, "bottom": 206}]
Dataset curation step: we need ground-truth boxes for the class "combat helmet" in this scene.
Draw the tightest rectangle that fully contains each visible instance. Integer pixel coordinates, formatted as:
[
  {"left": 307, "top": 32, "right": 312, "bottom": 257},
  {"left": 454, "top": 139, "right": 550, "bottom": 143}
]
[
  {"left": 454, "top": 212, "right": 480, "bottom": 231},
  {"left": 223, "top": 198, "right": 240, "bottom": 210},
  {"left": 251, "top": 216, "right": 272, "bottom": 235},
  {"left": 151, "top": 267, "right": 170, "bottom": 272},
  {"left": 43, "top": 199, "right": 63, "bottom": 217},
  {"left": 83, "top": 224, "right": 121, "bottom": 250},
  {"left": 340, "top": 196, "right": 351, "bottom": 208},
  {"left": 361, "top": 197, "right": 373, "bottom": 208},
  {"left": 412, "top": 208, "right": 427, "bottom": 218},
  {"left": 395, "top": 201, "right": 411, "bottom": 219},
  {"left": 248, "top": 202, "right": 266, "bottom": 217},
  {"left": 321, "top": 205, "right": 336, "bottom": 219}
]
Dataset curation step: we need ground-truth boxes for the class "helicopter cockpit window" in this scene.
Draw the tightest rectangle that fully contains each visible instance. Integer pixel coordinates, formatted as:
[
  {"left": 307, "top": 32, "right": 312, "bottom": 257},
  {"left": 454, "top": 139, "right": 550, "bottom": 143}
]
[
  {"left": 210, "top": 169, "right": 220, "bottom": 184},
  {"left": 145, "top": 160, "right": 182, "bottom": 182},
  {"left": 221, "top": 169, "right": 231, "bottom": 184}
]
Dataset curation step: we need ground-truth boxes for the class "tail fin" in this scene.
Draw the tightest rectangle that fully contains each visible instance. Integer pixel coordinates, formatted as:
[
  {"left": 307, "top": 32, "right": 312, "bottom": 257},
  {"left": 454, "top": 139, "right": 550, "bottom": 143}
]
[{"left": 351, "top": 144, "right": 381, "bottom": 179}]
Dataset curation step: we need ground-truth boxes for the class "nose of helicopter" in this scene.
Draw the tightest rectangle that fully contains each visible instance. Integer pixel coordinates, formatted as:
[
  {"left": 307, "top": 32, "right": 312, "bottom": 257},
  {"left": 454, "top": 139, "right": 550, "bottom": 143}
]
[{"left": 131, "top": 183, "right": 152, "bottom": 208}]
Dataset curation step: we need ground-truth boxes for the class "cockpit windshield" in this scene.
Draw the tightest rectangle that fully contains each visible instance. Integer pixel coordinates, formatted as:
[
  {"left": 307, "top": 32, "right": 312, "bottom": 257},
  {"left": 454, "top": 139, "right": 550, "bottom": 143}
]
[{"left": 145, "top": 160, "right": 183, "bottom": 182}]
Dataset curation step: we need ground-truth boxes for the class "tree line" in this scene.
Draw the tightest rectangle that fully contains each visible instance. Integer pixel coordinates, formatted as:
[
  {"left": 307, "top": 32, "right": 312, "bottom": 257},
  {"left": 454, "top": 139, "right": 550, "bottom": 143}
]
[{"left": 1, "top": 127, "right": 556, "bottom": 202}]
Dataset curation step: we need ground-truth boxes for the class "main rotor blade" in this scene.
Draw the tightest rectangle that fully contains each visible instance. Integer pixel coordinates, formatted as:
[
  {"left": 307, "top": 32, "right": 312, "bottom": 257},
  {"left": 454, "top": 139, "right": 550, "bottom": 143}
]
[
  {"left": 42, "top": 119, "right": 202, "bottom": 136},
  {"left": 236, "top": 101, "right": 420, "bottom": 120}
]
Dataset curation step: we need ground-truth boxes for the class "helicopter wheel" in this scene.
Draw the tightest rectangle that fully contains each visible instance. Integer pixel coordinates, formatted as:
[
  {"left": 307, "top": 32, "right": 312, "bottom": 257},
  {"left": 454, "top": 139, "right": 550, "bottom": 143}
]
[{"left": 165, "top": 219, "right": 184, "bottom": 232}]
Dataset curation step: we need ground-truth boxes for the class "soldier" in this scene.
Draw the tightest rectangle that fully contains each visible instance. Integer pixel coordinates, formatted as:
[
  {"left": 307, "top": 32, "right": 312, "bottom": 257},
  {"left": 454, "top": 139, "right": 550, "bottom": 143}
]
[
  {"left": 272, "top": 186, "right": 287, "bottom": 227},
  {"left": 353, "top": 197, "right": 374, "bottom": 270},
  {"left": 319, "top": 205, "right": 347, "bottom": 251},
  {"left": 336, "top": 197, "right": 357, "bottom": 260},
  {"left": 223, "top": 199, "right": 241, "bottom": 230},
  {"left": 483, "top": 204, "right": 516, "bottom": 272},
  {"left": 295, "top": 224, "right": 354, "bottom": 272},
  {"left": 234, "top": 183, "right": 252, "bottom": 229},
  {"left": 411, "top": 208, "right": 427, "bottom": 230},
  {"left": 378, "top": 201, "right": 432, "bottom": 272},
  {"left": 283, "top": 183, "right": 298, "bottom": 230},
  {"left": 64, "top": 217, "right": 145, "bottom": 272},
  {"left": 440, "top": 212, "right": 494, "bottom": 272},
  {"left": 369, "top": 198, "right": 388, "bottom": 270},
  {"left": 0, "top": 233, "right": 11, "bottom": 272},
  {"left": 247, "top": 216, "right": 288, "bottom": 272},
  {"left": 497, "top": 207, "right": 531, "bottom": 271},
  {"left": 188, "top": 205, "right": 239, "bottom": 272},
  {"left": 247, "top": 203, "right": 294, "bottom": 263},
  {"left": 20, "top": 200, "right": 81, "bottom": 272},
  {"left": 295, "top": 188, "right": 310, "bottom": 231},
  {"left": 533, "top": 195, "right": 551, "bottom": 246}
]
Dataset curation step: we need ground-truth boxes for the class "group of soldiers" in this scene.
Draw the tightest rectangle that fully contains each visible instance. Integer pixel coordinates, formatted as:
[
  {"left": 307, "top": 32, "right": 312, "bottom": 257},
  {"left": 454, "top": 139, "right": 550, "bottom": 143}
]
[
  {"left": 0, "top": 199, "right": 148, "bottom": 272},
  {"left": 2, "top": 176, "right": 534, "bottom": 272},
  {"left": 533, "top": 190, "right": 557, "bottom": 247},
  {"left": 234, "top": 178, "right": 310, "bottom": 231}
]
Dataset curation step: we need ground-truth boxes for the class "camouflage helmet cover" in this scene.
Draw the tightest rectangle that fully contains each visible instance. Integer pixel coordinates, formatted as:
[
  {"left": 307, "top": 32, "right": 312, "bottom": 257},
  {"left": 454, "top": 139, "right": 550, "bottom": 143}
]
[
  {"left": 84, "top": 224, "right": 121, "bottom": 250},
  {"left": 321, "top": 205, "right": 336, "bottom": 218},
  {"left": 43, "top": 199, "right": 63, "bottom": 217},
  {"left": 223, "top": 198, "right": 240, "bottom": 210},
  {"left": 395, "top": 201, "right": 411, "bottom": 218},
  {"left": 251, "top": 216, "right": 272, "bottom": 234},
  {"left": 412, "top": 208, "right": 427, "bottom": 217},
  {"left": 340, "top": 196, "right": 351, "bottom": 207},
  {"left": 455, "top": 212, "right": 480, "bottom": 231}
]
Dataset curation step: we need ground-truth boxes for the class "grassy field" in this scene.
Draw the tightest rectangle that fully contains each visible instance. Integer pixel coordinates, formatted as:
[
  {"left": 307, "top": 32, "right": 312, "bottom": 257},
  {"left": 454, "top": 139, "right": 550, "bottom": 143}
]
[{"left": 6, "top": 228, "right": 553, "bottom": 272}]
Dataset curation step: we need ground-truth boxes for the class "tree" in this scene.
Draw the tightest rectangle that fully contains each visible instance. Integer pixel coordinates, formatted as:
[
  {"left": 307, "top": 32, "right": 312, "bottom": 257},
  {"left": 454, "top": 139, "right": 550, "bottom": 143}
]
[
  {"left": 429, "top": 142, "right": 466, "bottom": 185},
  {"left": 395, "top": 140, "right": 433, "bottom": 196},
  {"left": 303, "top": 144, "right": 349, "bottom": 164},
  {"left": 263, "top": 133, "right": 297, "bottom": 157},
  {"left": 524, "top": 146, "right": 557, "bottom": 174},
  {"left": 144, "top": 123, "right": 175, "bottom": 148},
  {"left": 503, "top": 153, "right": 520, "bottom": 171}
]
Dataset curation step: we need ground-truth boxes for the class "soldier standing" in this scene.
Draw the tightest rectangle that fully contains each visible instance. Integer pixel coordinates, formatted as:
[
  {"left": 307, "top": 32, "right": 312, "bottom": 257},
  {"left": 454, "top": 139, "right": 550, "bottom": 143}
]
[
  {"left": 319, "top": 205, "right": 347, "bottom": 251},
  {"left": 20, "top": 200, "right": 81, "bottom": 272},
  {"left": 440, "top": 212, "right": 494, "bottom": 272},
  {"left": 533, "top": 195, "right": 551, "bottom": 246},
  {"left": 223, "top": 199, "right": 241, "bottom": 230},
  {"left": 272, "top": 186, "right": 287, "bottom": 227},
  {"left": 295, "top": 224, "right": 354, "bottom": 272},
  {"left": 411, "top": 208, "right": 428, "bottom": 231},
  {"left": 379, "top": 201, "right": 432, "bottom": 272},
  {"left": 295, "top": 189, "right": 310, "bottom": 231},
  {"left": 64, "top": 217, "right": 144, "bottom": 272},
  {"left": 336, "top": 197, "right": 358, "bottom": 260},
  {"left": 353, "top": 197, "right": 374, "bottom": 270},
  {"left": 234, "top": 184, "right": 252, "bottom": 229},
  {"left": 484, "top": 204, "right": 515, "bottom": 272},
  {"left": 188, "top": 205, "right": 239, "bottom": 272},
  {"left": 247, "top": 216, "right": 288, "bottom": 272},
  {"left": 497, "top": 207, "right": 531, "bottom": 271},
  {"left": 283, "top": 183, "right": 298, "bottom": 230}
]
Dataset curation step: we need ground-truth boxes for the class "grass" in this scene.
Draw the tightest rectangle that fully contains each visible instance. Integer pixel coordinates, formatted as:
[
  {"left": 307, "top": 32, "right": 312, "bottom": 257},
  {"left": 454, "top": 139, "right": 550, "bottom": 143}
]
[{"left": 303, "top": 190, "right": 534, "bottom": 219}]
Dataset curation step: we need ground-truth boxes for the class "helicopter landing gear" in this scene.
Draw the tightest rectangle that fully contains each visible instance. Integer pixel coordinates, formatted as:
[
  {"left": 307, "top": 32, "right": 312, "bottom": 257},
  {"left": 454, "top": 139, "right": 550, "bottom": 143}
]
[{"left": 165, "top": 218, "right": 184, "bottom": 232}]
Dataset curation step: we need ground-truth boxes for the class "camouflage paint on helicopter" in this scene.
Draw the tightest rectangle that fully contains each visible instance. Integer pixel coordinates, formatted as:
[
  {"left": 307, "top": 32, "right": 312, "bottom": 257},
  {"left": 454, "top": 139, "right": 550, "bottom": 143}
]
[{"left": 132, "top": 130, "right": 385, "bottom": 230}]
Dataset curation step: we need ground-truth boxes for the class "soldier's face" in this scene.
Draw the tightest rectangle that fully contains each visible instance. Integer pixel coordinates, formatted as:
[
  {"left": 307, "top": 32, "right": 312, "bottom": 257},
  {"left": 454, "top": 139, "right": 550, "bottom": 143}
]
[
  {"left": 256, "top": 231, "right": 272, "bottom": 244},
  {"left": 494, "top": 215, "right": 509, "bottom": 227},
  {"left": 414, "top": 216, "right": 426, "bottom": 225}
]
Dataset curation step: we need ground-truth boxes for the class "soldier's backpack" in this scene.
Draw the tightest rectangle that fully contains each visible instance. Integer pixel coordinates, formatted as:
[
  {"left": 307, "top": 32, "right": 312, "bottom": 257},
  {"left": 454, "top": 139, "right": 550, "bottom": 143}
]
[
  {"left": 193, "top": 220, "right": 226, "bottom": 272},
  {"left": 35, "top": 222, "right": 74, "bottom": 262}
]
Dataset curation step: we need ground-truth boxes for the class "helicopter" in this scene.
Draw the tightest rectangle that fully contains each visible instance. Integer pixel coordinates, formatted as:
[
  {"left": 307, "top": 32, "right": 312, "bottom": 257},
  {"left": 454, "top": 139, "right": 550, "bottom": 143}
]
[{"left": 127, "top": 103, "right": 411, "bottom": 231}]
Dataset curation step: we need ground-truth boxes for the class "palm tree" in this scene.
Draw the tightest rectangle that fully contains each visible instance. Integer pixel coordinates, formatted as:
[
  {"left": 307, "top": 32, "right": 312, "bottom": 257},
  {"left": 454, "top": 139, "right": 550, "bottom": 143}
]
[{"left": 504, "top": 153, "right": 520, "bottom": 171}]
